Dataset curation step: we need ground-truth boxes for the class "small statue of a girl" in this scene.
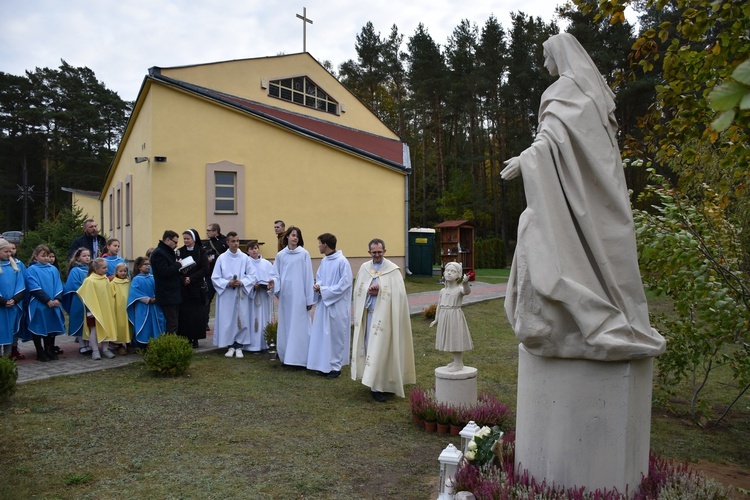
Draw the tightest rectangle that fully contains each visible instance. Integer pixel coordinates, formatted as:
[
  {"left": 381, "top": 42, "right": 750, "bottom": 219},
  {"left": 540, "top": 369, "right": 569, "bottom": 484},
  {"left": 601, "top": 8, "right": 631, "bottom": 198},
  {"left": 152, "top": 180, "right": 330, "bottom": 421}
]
[{"left": 430, "top": 261, "right": 473, "bottom": 371}]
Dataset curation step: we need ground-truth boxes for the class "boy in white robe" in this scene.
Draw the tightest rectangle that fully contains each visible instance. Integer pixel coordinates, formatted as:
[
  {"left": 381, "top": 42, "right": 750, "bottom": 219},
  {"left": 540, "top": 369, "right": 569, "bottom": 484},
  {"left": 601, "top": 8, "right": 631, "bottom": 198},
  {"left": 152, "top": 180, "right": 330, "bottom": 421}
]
[
  {"left": 307, "top": 233, "right": 352, "bottom": 378},
  {"left": 270, "top": 226, "right": 314, "bottom": 367},
  {"left": 246, "top": 240, "right": 273, "bottom": 352},
  {"left": 211, "top": 232, "right": 256, "bottom": 358}
]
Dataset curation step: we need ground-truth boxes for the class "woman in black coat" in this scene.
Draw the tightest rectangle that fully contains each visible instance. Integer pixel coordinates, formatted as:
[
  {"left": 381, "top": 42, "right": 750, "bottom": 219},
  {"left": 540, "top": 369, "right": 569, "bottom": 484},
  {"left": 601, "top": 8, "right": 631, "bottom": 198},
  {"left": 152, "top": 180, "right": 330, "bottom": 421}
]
[{"left": 177, "top": 229, "right": 210, "bottom": 347}]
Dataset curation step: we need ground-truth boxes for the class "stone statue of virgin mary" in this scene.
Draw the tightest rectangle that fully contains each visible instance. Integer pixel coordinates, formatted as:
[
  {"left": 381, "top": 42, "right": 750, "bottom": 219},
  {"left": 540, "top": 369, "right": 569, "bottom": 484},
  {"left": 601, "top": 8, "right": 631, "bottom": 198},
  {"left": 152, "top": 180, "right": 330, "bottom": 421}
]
[{"left": 501, "top": 33, "right": 665, "bottom": 361}]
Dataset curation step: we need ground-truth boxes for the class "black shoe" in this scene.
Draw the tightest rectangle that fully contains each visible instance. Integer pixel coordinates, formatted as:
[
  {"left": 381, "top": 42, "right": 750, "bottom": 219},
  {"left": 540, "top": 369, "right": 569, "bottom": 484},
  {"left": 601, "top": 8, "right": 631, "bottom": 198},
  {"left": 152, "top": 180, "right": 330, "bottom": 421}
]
[
  {"left": 36, "top": 351, "right": 50, "bottom": 362},
  {"left": 45, "top": 343, "right": 58, "bottom": 360},
  {"left": 54, "top": 346, "right": 64, "bottom": 355},
  {"left": 371, "top": 391, "right": 386, "bottom": 402},
  {"left": 192, "top": 340, "right": 199, "bottom": 348},
  {"left": 326, "top": 370, "right": 341, "bottom": 379}
]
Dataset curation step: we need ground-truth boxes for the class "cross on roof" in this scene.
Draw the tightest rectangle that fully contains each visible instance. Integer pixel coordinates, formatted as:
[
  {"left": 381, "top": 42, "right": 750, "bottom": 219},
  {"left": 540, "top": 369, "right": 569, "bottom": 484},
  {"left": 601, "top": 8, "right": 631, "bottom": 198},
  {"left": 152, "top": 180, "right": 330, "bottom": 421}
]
[{"left": 296, "top": 7, "right": 313, "bottom": 53}]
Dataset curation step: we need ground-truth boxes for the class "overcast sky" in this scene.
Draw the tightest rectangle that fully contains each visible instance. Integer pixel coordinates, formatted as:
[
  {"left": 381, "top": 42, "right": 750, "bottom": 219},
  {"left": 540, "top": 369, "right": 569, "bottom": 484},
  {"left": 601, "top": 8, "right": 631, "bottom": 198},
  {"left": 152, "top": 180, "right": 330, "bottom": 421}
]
[{"left": 1, "top": 0, "right": 568, "bottom": 102}]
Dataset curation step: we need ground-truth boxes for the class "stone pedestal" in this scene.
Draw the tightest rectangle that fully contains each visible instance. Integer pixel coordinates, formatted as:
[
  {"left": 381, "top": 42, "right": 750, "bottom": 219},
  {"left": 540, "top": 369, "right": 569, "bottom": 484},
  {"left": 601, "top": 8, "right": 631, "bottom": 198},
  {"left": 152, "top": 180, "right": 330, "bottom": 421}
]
[
  {"left": 435, "top": 366, "right": 478, "bottom": 405},
  {"left": 515, "top": 344, "right": 654, "bottom": 494}
]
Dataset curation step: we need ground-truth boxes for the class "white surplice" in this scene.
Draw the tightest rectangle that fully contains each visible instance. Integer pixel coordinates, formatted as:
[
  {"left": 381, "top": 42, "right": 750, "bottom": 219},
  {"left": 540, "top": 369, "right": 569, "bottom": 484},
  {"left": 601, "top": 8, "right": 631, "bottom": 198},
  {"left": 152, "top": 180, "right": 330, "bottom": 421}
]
[
  {"left": 211, "top": 249, "right": 256, "bottom": 348},
  {"left": 306, "top": 250, "right": 352, "bottom": 373},
  {"left": 272, "top": 245, "right": 314, "bottom": 366},
  {"left": 247, "top": 255, "right": 274, "bottom": 352}
]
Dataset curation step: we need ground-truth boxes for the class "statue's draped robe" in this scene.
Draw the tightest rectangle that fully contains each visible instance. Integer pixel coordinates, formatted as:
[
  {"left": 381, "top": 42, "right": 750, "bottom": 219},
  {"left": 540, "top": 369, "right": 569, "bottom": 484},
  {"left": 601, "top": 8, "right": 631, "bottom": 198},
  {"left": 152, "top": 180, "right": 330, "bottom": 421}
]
[{"left": 505, "top": 33, "right": 666, "bottom": 361}]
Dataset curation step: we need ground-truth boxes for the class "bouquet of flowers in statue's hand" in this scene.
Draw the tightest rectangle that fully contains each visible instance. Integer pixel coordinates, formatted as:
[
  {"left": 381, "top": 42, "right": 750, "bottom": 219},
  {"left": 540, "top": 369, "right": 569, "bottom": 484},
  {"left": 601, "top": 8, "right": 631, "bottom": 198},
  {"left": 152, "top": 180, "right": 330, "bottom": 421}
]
[{"left": 465, "top": 426, "right": 504, "bottom": 467}]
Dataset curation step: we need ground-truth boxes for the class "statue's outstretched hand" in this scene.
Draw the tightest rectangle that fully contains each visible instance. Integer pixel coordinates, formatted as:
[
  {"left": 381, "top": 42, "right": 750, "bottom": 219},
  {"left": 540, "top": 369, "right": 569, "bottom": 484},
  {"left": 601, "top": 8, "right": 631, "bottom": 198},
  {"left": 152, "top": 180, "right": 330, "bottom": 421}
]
[{"left": 501, "top": 157, "right": 521, "bottom": 180}]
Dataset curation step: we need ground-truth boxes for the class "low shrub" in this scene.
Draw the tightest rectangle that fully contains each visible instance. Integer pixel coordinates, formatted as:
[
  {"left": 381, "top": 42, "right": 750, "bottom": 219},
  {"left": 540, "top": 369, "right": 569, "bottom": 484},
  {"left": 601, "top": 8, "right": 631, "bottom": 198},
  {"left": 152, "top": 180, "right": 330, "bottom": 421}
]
[
  {"left": 436, "top": 402, "right": 455, "bottom": 425},
  {"left": 142, "top": 334, "right": 193, "bottom": 376},
  {"left": 0, "top": 357, "right": 18, "bottom": 400},
  {"left": 408, "top": 385, "right": 432, "bottom": 420},
  {"left": 422, "top": 303, "right": 437, "bottom": 320},
  {"left": 474, "top": 237, "right": 508, "bottom": 269},
  {"left": 408, "top": 387, "right": 512, "bottom": 429},
  {"left": 470, "top": 392, "right": 512, "bottom": 429},
  {"left": 264, "top": 321, "right": 278, "bottom": 348}
]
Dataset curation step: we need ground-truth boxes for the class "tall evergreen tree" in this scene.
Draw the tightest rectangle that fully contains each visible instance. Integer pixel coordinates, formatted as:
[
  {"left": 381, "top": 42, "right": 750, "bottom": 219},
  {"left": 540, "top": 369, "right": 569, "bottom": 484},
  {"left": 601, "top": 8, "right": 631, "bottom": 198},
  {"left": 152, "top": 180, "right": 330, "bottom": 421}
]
[
  {"left": 476, "top": 16, "right": 511, "bottom": 241},
  {"left": 0, "top": 61, "right": 130, "bottom": 230},
  {"left": 406, "top": 24, "right": 448, "bottom": 227},
  {"left": 443, "top": 20, "right": 481, "bottom": 222}
]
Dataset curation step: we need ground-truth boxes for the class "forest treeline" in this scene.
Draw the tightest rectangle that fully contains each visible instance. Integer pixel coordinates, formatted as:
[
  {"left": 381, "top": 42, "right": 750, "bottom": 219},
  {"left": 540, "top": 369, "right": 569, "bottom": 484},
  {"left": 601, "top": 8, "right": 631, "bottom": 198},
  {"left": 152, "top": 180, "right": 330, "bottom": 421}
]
[
  {"left": 0, "top": 61, "right": 131, "bottom": 231},
  {"left": 335, "top": 5, "right": 654, "bottom": 247}
]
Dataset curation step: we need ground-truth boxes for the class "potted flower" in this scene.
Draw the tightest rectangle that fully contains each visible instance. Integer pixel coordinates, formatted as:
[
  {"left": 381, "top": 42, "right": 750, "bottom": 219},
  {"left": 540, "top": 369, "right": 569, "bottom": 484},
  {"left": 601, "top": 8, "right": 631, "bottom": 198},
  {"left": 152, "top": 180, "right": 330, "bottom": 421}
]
[
  {"left": 464, "top": 425, "right": 504, "bottom": 467},
  {"left": 264, "top": 321, "right": 278, "bottom": 360},
  {"left": 408, "top": 386, "right": 428, "bottom": 427},
  {"left": 436, "top": 402, "right": 453, "bottom": 435},
  {"left": 476, "top": 392, "right": 512, "bottom": 428},
  {"left": 423, "top": 404, "right": 438, "bottom": 433},
  {"left": 449, "top": 404, "right": 464, "bottom": 436}
]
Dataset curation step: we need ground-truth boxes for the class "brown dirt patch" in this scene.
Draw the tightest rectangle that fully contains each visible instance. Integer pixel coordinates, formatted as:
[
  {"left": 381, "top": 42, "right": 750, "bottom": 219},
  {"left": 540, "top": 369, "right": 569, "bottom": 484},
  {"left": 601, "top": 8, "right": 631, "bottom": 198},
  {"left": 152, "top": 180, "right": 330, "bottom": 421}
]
[{"left": 692, "top": 460, "right": 750, "bottom": 498}]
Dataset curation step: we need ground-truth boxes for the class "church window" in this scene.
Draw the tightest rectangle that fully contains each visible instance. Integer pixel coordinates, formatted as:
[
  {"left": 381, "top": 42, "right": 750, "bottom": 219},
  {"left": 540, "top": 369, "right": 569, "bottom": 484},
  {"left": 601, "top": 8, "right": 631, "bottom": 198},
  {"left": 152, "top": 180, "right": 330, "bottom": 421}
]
[
  {"left": 108, "top": 189, "right": 114, "bottom": 235},
  {"left": 214, "top": 171, "right": 236, "bottom": 213},
  {"left": 268, "top": 76, "right": 338, "bottom": 115},
  {"left": 116, "top": 187, "right": 122, "bottom": 229},
  {"left": 125, "top": 180, "right": 131, "bottom": 227}
]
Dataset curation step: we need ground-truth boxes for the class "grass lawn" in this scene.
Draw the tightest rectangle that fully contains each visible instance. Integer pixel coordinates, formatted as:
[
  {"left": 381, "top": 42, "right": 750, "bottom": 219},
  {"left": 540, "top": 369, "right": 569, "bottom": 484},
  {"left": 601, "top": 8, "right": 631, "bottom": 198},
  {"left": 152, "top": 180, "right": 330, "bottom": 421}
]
[{"left": 2, "top": 298, "right": 748, "bottom": 498}]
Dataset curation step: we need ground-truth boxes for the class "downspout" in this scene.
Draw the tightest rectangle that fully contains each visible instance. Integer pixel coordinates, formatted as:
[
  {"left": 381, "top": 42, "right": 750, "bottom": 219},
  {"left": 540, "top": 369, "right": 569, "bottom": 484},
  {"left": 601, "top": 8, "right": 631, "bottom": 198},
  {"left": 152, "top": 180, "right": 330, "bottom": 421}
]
[{"left": 403, "top": 143, "right": 412, "bottom": 275}]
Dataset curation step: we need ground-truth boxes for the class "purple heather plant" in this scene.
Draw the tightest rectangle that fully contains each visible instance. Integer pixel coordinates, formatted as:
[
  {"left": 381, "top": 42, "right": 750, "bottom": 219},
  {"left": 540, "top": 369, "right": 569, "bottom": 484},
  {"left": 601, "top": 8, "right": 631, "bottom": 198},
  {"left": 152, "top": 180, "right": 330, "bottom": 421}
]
[
  {"left": 408, "top": 389, "right": 512, "bottom": 429},
  {"left": 408, "top": 386, "right": 430, "bottom": 420},
  {"left": 436, "top": 402, "right": 455, "bottom": 425},
  {"left": 453, "top": 436, "right": 731, "bottom": 499}
]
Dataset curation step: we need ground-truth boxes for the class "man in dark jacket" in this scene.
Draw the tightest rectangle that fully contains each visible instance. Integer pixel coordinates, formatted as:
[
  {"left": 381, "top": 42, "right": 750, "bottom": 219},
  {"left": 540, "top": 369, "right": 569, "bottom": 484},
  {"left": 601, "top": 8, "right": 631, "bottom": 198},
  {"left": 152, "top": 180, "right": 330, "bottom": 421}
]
[
  {"left": 68, "top": 219, "right": 107, "bottom": 259},
  {"left": 203, "top": 223, "right": 228, "bottom": 330},
  {"left": 151, "top": 230, "right": 183, "bottom": 333}
]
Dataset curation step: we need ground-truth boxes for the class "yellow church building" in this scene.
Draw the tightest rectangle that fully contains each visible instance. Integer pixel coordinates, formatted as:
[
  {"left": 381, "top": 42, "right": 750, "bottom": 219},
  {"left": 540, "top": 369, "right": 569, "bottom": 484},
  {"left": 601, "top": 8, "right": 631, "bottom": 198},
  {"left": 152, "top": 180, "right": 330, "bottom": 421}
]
[{"left": 71, "top": 52, "right": 411, "bottom": 270}]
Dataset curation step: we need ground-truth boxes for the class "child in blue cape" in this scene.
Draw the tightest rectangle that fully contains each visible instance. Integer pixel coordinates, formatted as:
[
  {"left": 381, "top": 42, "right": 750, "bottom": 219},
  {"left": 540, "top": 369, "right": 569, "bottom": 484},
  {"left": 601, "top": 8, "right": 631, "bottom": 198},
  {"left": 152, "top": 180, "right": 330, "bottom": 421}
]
[
  {"left": 0, "top": 238, "right": 25, "bottom": 356},
  {"left": 26, "top": 245, "right": 65, "bottom": 362},
  {"left": 127, "top": 256, "right": 166, "bottom": 347}
]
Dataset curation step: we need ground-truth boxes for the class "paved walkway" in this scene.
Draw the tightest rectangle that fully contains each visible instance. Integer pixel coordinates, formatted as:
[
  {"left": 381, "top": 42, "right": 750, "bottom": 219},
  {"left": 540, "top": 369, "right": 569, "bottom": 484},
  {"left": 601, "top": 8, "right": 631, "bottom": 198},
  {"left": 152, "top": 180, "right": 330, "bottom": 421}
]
[{"left": 14, "top": 280, "right": 506, "bottom": 384}]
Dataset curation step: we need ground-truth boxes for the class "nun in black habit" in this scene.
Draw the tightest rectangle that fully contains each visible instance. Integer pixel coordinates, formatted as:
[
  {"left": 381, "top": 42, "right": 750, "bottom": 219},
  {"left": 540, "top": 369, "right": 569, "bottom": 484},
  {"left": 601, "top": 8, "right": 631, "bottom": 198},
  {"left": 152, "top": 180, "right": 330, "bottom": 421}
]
[{"left": 177, "top": 229, "right": 210, "bottom": 347}]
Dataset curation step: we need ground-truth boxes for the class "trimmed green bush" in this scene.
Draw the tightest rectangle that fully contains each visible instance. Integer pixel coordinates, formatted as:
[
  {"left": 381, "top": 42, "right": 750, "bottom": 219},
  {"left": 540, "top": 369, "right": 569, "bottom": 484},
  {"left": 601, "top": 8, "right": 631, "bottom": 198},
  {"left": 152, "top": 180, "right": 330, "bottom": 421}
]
[
  {"left": 142, "top": 334, "right": 193, "bottom": 376},
  {"left": 0, "top": 356, "right": 18, "bottom": 400},
  {"left": 475, "top": 237, "right": 508, "bottom": 269}
]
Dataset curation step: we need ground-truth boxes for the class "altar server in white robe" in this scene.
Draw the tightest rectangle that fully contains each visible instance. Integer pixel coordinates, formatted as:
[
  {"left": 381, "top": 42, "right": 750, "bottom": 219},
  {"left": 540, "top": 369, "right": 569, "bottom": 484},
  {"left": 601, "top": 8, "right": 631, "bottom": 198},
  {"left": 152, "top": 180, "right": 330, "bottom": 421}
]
[
  {"left": 246, "top": 240, "right": 273, "bottom": 352},
  {"left": 307, "top": 233, "right": 352, "bottom": 378},
  {"left": 211, "top": 232, "right": 256, "bottom": 358},
  {"left": 271, "top": 226, "right": 314, "bottom": 367}
]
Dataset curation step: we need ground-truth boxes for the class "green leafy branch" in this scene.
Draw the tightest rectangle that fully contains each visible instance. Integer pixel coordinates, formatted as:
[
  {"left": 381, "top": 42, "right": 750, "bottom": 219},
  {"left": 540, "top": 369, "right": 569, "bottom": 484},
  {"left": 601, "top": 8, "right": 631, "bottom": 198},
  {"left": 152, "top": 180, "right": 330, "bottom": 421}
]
[{"left": 709, "top": 59, "right": 750, "bottom": 131}]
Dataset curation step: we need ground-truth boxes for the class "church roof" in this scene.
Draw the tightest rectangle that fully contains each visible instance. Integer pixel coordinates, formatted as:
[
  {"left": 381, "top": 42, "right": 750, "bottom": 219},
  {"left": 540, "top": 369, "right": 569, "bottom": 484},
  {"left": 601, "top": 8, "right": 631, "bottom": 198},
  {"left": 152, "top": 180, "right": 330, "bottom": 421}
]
[{"left": 148, "top": 71, "right": 411, "bottom": 173}]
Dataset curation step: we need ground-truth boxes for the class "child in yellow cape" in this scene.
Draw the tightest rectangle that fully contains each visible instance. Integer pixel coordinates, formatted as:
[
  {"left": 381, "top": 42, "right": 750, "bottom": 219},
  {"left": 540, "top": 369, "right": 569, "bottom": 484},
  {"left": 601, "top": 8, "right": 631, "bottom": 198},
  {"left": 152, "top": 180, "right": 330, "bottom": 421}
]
[
  {"left": 77, "top": 258, "right": 118, "bottom": 360},
  {"left": 110, "top": 262, "right": 132, "bottom": 353}
]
